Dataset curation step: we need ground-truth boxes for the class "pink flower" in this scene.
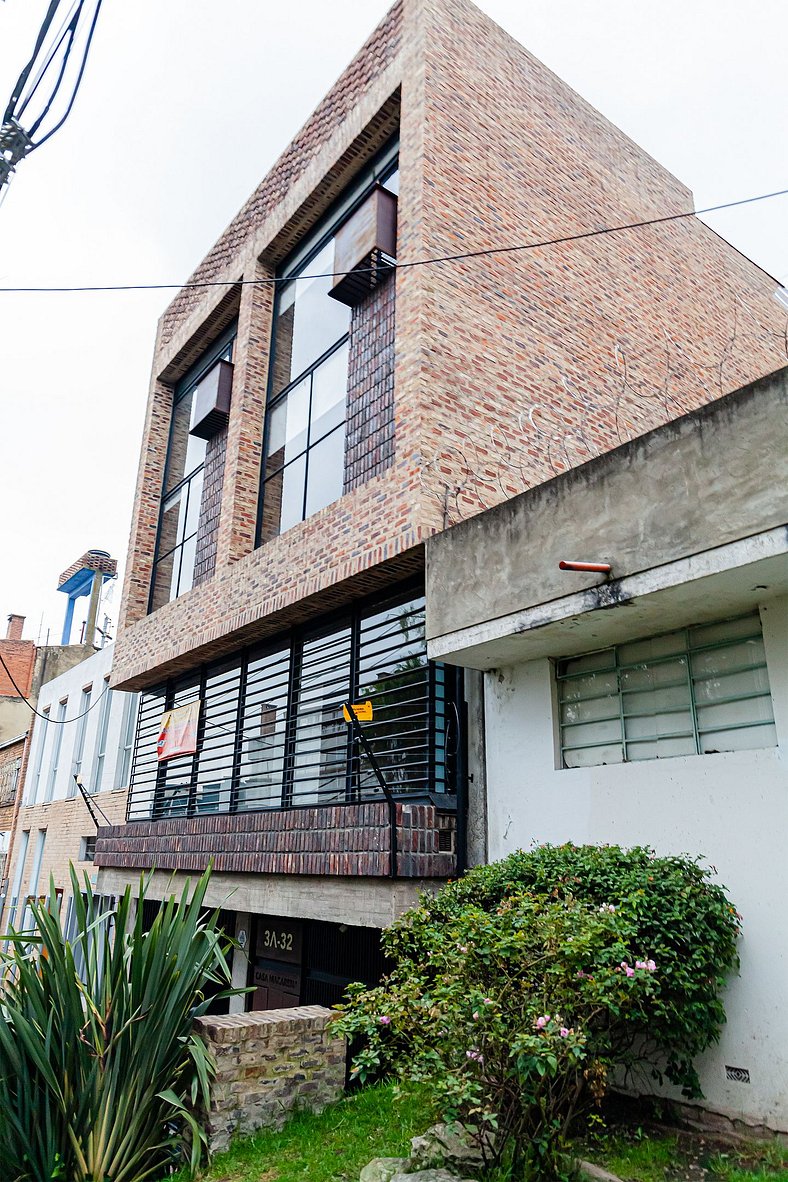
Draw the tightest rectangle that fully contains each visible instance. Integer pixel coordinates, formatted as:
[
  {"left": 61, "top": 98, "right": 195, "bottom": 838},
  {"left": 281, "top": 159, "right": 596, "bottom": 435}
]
[
  {"left": 379, "top": 1015, "right": 391, "bottom": 1025},
  {"left": 483, "top": 997, "right": 493, "bottom": 1005},
  {"left": 560, "top": 1028, "right": 570, "bottom": 1038},
  {"left": 646, "top": 959, "right": 657, "bottom": 972},
  {"left": 625, "top": 966, "right": 635, "bottom": 978},
  {"left": 473, "top": 1011, "right": 479, "bottom": 1020},
  {"left": 535, "top": 1015, "right": 549, "bottom": 1029},
  {"left": 620, "top": 961, "right": 628, "bottom": 970},
  {"left": 466, "top": 1049, "right": 484, "bottom": 1063},
  {"left": 577, "top": 970, "right": 586, "bottom": 979}
]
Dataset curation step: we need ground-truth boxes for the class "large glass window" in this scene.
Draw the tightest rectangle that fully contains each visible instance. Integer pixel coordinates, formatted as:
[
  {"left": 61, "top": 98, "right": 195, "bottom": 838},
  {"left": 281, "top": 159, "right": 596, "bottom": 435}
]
[
  {"left": 150, "top": 329, "right": 235, "bottom": 611},
  {"left": 258, "top": 148, "right": 399, "bottom": 544},
  {"left": 128, "top": 588, "right": 459, "bottom": 821},
  {"left": 557, "top": 614, "right": 777, "bottom": 768},
  {"left": 91, "top": 678, "right": 112, "bottom": 793},
  {"left": 44, "top": 700, "right": 67, "bottom": 802},
  {"left": 70, "top": 685, "right": 92, "bottom": 796}
]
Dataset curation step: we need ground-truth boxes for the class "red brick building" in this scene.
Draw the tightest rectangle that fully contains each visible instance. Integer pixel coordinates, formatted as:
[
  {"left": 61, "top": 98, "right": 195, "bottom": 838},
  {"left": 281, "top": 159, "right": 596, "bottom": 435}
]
[{"left": 96, "top": 0, "right": 786, "bottom": 1009}]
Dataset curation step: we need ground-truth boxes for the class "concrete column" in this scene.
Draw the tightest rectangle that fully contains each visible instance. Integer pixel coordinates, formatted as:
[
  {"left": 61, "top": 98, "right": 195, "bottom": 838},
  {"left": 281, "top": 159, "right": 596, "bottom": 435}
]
[{"left": 229, "top": 911, "right": 252, "bottom": 1013}]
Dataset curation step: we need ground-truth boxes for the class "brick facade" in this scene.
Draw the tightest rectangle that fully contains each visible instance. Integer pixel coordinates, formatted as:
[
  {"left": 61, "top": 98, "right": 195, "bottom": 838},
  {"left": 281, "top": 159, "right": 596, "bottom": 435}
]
[
  {"left": 193, "top": 426, "right": 228, "bottom": 586},
  {"left": 95, "top": 801, "right": 455, "bottom": 879},
  {"left": 113, "top": 0, "right": 786, "bottom": 692},
  {"left": 0, "top": 639, "right": 35, "bottom": 699},
  {"left": 344, "top": 271, "right": 396, "bottom": 492}
]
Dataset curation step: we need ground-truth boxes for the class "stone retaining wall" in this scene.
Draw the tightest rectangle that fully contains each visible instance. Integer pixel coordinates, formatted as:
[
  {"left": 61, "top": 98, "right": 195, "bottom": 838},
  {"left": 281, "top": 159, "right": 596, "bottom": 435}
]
[{"left": 195, "top": 1005, "right": 346, "bottom": 1155}]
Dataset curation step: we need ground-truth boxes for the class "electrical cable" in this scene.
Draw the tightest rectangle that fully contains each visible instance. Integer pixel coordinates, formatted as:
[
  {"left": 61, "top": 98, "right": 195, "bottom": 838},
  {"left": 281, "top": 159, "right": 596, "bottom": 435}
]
[
  {"left": 34, "top": 0, "right": 102, "bottom": 148},
  {"left": 0, "top": 651, "right": 110, "bottom": 725},
  {"left": 1, "top": 184, "right": 786, "bottom": 294}
]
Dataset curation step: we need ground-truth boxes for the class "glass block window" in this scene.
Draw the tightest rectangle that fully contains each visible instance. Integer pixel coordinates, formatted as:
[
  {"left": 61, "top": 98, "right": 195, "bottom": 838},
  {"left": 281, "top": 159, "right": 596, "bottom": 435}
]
[{"left": 557, "top": 614, "right": 776, "bottom": 768}]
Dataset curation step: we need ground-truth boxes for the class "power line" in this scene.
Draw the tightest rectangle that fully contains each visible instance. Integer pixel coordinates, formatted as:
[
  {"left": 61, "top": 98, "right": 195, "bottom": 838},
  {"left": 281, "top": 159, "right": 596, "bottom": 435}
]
[
  {"left": 1, "top": 184, "right": 787, "bottom": 294},
  {"left": 0, "top": 651, "right": 110, "bottom": 725}
]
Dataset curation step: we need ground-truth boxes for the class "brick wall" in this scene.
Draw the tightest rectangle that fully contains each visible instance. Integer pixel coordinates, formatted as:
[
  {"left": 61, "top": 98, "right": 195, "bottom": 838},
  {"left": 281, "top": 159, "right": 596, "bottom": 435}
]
[
  {"left": 95, "top": 801, "right": 456, "bottom": 878},
  {"left": 344, "top": 271, "right": 396, "bottom": 492},
  {"left": 195, "top": 1006, "right": 345, "bottom": 1155},
  {"left": 193, "top": 427, "right": 228, "bottom": 586},
  {"left": 0, "top": 640, "right": 35, "bottom": 698}
]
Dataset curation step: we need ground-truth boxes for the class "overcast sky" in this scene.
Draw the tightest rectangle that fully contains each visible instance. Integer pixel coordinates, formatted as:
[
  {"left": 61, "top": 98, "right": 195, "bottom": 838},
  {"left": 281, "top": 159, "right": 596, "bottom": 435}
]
[{"left": 1, "top": 0, "right": 786, "bottom": 647}]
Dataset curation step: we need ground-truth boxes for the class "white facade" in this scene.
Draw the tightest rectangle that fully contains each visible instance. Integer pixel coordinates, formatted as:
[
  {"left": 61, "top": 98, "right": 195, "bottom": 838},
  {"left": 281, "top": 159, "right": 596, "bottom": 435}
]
[
  {"left": 425, "top": 371, "right": 788, "bottom": 1132},
  {"left": 24, "top": 643, "right": 137, "bottom": 807},
  {"left": 481, "top": 595, "right": 788, "bottom": 1130}
]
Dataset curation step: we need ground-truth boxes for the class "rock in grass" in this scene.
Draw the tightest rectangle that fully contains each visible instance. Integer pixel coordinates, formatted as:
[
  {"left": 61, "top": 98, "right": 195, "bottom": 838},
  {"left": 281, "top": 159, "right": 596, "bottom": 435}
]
[
  {"left": 409, "top": 1123, "right": 485, "bottom": 1174},
  {"left": 392, "top": 1171, "right": 477, "bottom": 1182},
  {"left": 360, "top": 1157, "right": 411, "bottom": 1182}
]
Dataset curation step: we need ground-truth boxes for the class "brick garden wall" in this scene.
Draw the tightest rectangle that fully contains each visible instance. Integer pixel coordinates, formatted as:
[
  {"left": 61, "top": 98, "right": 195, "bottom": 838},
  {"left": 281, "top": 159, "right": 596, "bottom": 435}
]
[{"left": 194, "top": 1006, "right": 345, "bottom": 1154}]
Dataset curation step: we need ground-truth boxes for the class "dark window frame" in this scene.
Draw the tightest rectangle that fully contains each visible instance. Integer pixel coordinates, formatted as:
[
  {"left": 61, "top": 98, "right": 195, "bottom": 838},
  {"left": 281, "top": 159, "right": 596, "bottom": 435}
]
[
  {"left": 255, "top": 138, "right": 400, "bottom": 548},
  {"left": 128, "top": 578, "right": 462, "bottom": 822},
  {"left": 148, "top": 323, "right": 237, "bottom": 613}
]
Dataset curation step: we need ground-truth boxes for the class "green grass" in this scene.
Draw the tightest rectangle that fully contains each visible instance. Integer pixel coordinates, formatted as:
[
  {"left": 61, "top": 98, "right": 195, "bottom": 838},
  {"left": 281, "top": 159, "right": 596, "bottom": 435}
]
[
  {"left": 168, "top": 1082, "right": 428, "bottom": 1182},
  {"left": 168, "top": 1083, "right": 788, "bottom": 1182},
  {"left": 583, "top": 1129, "right": 788, "bottom": 1182}
]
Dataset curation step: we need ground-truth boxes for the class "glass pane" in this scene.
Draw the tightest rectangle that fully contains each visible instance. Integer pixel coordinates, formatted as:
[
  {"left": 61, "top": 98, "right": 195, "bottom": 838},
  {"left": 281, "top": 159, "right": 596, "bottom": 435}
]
[
  {"left": 699, "top": 722, "right": 777, "bottom": 754},
  {"left": 559, "top": 649, "right": 614, "bottom": 677},
  {"left": 271, "top": 241, "right": 351, "bottom": 392},
  {"left": 690, "top": 615, "right": 761, "bottom": 647},
  {"left": 265, "top": 379, "right": 309, "bottom": 467},
  {"left": 310, "top": 343, "right": 348, "bottom": 443},
  {"left": 261, "top": 455, "right": 306, "bottom": 541},
  {"left": 561, "top": 694, "right": 618, "bottom": 727},
  {"left": 693, "top": 663, "right": 771, "bottom": 704},
  {"left": 159, "top": 488, "right": 186, "bottom": 555},
  {"left": 304, "top": 426, "right": 346, "bottom": 518},
  {"left": 624, "top": 711, "right": 694, "bottom": 741},
  {"left": 176, "top": 535, "right": 197, "bottom": 597},
  {"left": 292, "top": 626, "right": 352, "bottom": 804},
  {"left": 564, "top": 738, "right": 623, "bottom": 768},
  {"left": 165, "top": 393, "right": 206, "bottom": 494},
  {"left": 381, "top": 166, "right": 399, "bottom": 196},
  {"left": 620, "top": 656, "right": 688, "bottom": 693},
  {"left": 559, "top": 669, "right": 618, "bottom": 706},
  {"left": 238, "top": 646, "right": 291, "bottom": 810},
  {"left": 619, "top": 630, "right": 685, "bottom": 665},
  {"left": 626, "top": 736, "right": 697, "bottom": 761},
  {"left": 357, "top": 597, "right": 429, "bottom": 793},
  {"left": 182, "top": 470, "right": 204, "bottom": 541},
  {"left": 697, "top": 696, "right": 775, "bottom": 734},
  {"left": 196, "top": 660, "right": 240, "bottom": 814},
  {"left": 691, "top": 637, "right": 767, "bottom": 680}
]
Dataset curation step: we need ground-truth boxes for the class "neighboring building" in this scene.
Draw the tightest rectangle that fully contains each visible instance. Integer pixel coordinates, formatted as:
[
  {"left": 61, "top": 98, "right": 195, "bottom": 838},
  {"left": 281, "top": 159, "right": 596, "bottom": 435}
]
[
  {"left": 3, "top": 640, "right": 138, "bottom": 934},
  {"left": 0, "top": 605, "right": 100, "bottom": 912},
  {"left": 426, "top": 368, "right": 788, "bottom": 1131},
  {"left": 96, "top": 0, "right": 785, "bottom": 1019}
]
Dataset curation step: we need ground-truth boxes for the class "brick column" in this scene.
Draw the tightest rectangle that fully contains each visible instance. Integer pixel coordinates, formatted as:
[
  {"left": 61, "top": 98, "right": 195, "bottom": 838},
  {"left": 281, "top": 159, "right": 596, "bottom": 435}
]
[{"left": 215, "top": 258, "right": 274, "bottom": 568}]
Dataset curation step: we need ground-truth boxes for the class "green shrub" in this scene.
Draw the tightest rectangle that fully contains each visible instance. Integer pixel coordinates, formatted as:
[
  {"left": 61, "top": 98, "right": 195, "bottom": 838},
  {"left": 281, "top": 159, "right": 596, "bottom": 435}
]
[
  {"left": 0, "top": 865, "right": 232, "bottom": 1182},
  {"left": 333, "top": 844, "right": 740, "bottom": 1180}
]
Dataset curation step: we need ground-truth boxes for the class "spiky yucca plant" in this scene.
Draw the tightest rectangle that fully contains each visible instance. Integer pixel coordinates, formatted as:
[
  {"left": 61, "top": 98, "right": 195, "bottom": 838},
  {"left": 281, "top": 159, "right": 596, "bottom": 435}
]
[{"left": 0, "top": 865, "right": 232, "bottom": 1182}]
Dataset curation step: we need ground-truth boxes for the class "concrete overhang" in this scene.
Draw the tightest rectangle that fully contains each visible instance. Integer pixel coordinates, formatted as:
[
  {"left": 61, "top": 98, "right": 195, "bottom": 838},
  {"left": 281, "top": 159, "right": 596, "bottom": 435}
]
[{"left": 427, "top": 526, "right": 788, "bottom": 669}]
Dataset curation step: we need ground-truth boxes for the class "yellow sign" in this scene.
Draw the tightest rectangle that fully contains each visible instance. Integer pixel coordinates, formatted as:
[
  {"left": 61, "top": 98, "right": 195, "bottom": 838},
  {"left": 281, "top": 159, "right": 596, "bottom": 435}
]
[{"left": 343, "top": 700, "right": 373, "bottom": 723}]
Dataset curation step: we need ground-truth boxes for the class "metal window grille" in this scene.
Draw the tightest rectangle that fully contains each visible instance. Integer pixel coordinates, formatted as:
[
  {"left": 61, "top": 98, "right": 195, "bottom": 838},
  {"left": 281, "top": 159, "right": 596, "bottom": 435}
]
[
  {"left": 557, "top": 614, "right": 776, "bottom": 769},
  {"left": 127, "top": 590, "right": 460, "bottom": 822}
]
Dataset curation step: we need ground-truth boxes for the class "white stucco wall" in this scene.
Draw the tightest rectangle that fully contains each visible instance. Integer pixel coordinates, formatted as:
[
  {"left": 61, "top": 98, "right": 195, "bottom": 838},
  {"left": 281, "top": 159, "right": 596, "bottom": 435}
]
[{"left": 483, "top": 595, "right": 788, "bottom": 1131}]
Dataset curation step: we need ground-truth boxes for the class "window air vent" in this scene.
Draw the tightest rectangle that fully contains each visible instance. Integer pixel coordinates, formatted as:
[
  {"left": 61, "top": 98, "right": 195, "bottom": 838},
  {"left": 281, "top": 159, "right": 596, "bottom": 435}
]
[
  {"left": 438, "top": 828, "right": 454, "bottom": 853},
  {"left": 329, "top": 184, "right": 397, "bottom": 307},
  {"left": 189, "top": 358, "right": 234, "bottom": 440},
  {"left": 725, "top": 1066, "right": 751, "bottom": 1084}
]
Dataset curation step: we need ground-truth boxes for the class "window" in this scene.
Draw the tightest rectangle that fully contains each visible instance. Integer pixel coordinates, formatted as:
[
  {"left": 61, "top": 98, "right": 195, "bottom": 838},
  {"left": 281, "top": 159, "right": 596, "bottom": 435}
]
[
  {"left": 258, "top": 147, "right": 399, "bottom": 544},
  {"left": 29, "top": 707, "right": 49, "bottom": 804},
  {"left": 5, "top": 828, "right": 29, "bottom": 933},
  {"left": 150, "top": 328, "right": 236, "bottom": 610},
  {"left": 0, "top": 756, "right": 21, "bottom": 806},
  {"left": 114, "top": 692, "right": 139, "bottom": 788},
  {"left": 127, "top": 588, "right": 460, "bottom": 821},
  {"left": 44, "top": 699, "right": 67, "bottom": 801},
  {"left": 79, "top": 835, "right": 97, "bottom": 862},
  {"left": 70, "top": 685, "right": 92, "bottom": 795},
  {"left": 91, "top": 678, "right": 112, "bottom": 792},
  {"left": 557, "top": 614, "right": 777, "bottom": 768}
]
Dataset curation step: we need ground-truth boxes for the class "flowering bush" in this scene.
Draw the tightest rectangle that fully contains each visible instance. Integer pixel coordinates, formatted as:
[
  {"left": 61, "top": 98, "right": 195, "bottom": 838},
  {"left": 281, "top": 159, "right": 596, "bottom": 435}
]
[{"left": 333, "top": 845, "right": 740, "bottom": 1180}]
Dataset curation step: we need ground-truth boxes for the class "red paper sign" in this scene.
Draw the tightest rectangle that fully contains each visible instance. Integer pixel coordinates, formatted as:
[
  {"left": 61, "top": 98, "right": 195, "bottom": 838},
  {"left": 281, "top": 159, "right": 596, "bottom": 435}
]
[{"left": 156, "top": 701, "right": 200, "bottom": 762}]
